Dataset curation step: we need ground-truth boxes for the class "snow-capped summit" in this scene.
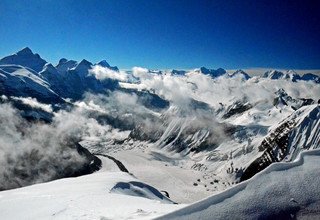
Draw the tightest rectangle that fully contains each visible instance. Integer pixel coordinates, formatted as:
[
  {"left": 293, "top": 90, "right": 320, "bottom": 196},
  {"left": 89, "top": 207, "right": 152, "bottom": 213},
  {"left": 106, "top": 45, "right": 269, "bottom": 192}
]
[
  {"left": 284, "top": 70, "right": 301, "bottom": 82},
  {"left": 263, "top": 70, "right": 285, "bottom": 79},
  {"left": 56, "top": 58, "right": 77, "bottom": 74},
  {"left": 70, "top": 59, "right": 93, "bottom": 79},
  {"left": 42, "top": 63, "right": 58, "bottom": 74},
  {"left": 229, "top": 69, "right": 250, "bottom": 80},
  {"left": 263, "top": 70, "right": 301, "bottom": 82},
  {"left": 0, "top": 47, "right": 47, "bottom": 72}
]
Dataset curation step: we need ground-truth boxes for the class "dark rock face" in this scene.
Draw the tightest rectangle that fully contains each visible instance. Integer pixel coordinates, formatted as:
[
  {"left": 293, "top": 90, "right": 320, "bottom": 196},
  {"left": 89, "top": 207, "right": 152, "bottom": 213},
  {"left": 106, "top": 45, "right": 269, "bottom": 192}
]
[
  {"left": 301, "top": 73, "right": 320, "bottom": 83},
  {"left": 240, "top": 120, "right": 296, "bottom": 182},
  {"left": 198, "top": 67, "right": 226, "bottom": 78},
  {"left": 73, "top": 143, "right": 102, "bottom": 176},
  {"left": 223, "top": 101, "right": 252, "bottom": 118}
]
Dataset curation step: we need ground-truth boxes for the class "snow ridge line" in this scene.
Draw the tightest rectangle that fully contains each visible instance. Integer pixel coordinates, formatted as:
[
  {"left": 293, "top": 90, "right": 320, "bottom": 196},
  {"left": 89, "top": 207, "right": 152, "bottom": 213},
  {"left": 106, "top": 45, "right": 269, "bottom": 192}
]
[{"left": 156, "top": 148, "right": 320, "bottom": 219}]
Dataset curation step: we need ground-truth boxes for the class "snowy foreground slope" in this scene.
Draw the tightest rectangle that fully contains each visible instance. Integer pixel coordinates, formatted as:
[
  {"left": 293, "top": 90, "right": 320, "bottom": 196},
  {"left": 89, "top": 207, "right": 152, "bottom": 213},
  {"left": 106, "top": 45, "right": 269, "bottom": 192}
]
[
  {"left": 157, "top": 149, "right": 320, "bottom": 220},
  {"left": 0, "top": 156, "right": 183, "bottom": 220}
]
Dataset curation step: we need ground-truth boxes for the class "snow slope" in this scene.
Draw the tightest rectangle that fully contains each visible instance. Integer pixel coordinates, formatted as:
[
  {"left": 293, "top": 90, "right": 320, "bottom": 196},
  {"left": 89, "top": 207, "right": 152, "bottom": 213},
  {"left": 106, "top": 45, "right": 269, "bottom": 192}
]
[
  {"left": 0, "top": 156, "right": 183, "bottom": 220},
  {"left": 157, "top": 149, "right": 320, "bottom": 220},
  {"left": 0, "top": 65, "right": 62, "bottom": 103}
]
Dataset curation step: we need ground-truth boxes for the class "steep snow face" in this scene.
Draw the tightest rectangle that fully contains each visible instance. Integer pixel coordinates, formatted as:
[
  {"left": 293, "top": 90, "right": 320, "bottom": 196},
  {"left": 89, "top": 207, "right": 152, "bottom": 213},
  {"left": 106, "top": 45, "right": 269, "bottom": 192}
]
[
  {"left": 0, "top": 47, "right": 47, "bottom": 72},
  {"left": 0, "top": 65, "right": 61, "bottom": 103},
  {"left": 263, "top": 70, "right": 285, "bottom": 79},
  {"left": 241, "top": 104, "right": 320, "bottom": 181},
  {"left": 157, "top": 149, "right": 320, "bottom": 220},
  {"left": 285, "top": 105, "right": 320, "bottom": 160}
]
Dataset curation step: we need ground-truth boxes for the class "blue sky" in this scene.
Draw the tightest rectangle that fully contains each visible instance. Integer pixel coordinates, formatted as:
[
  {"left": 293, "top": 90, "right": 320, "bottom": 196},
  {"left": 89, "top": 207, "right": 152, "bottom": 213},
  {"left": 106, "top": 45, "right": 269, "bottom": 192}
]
[{"left": 0, "top": 0, "right": 319, "bottom": 69}]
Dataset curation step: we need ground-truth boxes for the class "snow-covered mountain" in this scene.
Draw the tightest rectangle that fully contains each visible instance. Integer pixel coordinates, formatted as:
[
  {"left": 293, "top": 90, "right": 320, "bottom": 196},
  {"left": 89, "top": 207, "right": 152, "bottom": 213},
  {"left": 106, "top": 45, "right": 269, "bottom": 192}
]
[
  {"left": 0, "top": 47, "right": 47, "bottom": 72},
  {"left": 262, "top": 69, "right": 320, "bottom": 83},
  {"left": 0, "top": 64, "right": 62, "bottom": 103},
  {"left": 0, "top": 47, "right": 319, "bottom": 219},
  {"left": 228, "top": 69, "right": 251, "bottom": 80}
]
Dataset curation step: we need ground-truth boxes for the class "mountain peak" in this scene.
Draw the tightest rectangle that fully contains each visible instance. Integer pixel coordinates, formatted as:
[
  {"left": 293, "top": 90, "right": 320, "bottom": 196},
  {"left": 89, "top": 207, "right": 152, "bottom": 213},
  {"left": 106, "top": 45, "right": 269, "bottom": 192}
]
[
  {"left": 98, "top": 60, "right": 110, "bottom": 68},
  {"left": 78, "top": 59, "right": 92, "bottom": 66},
  {"left": 0, "top": 47, "right": 47, "bottom": 72},
  {"left": 229, "top": 69, "right": 250, "bottom": 80},
  {"left": 58, "top": 58, "right": 68, "bottom": 64},
  {"left": 16, "top": 47, "right": 34, "bottom": 56},
  {"left": 72, "top": 59, "right": 93, "bottom": 72},
  {"left": 196, "top": 67, "right": 226, "bottom": 78}
]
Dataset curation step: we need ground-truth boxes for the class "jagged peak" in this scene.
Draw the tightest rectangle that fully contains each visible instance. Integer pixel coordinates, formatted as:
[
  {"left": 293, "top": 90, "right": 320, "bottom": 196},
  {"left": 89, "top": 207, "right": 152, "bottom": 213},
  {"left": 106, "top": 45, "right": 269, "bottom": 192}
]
[
  {"left": 285, "top": 69, "right": 298, "bottom": 74},
  {"left": 275, "top": 88, "right": 287, "bottom": 96},
  {"left": 72, "top": 59, "right": 93, "bottom": 72},
  {"left": 195, "top": 67, "right": 226, "bottom": 77},
  {"left": 263, "top": 70, "right": 284, "bottom": 78}
]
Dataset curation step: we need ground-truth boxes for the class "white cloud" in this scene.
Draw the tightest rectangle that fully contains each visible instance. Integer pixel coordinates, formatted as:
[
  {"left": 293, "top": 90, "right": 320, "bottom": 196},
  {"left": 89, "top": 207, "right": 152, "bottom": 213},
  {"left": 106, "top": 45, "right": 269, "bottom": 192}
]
[
  {"left": 132, "top": 66, "right": 151, "bottom": 79},
  {"left": 89, "top": 65, "right": 128, "bottom": 81},
  {"left": 11, "top": 96, "right": 53, "bottom": 112}
]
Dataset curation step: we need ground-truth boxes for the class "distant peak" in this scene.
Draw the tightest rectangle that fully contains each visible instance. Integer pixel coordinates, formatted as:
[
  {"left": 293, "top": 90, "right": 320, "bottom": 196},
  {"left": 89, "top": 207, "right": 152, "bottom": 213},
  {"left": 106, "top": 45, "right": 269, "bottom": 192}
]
[
  {"left": 16, "top": 47, "right": 34, "bottom": 55},
  {"left": 44, "top": 63, "right": 55, "bottom": 68},
  {"left": 98, "top": 60, "right": 110, "bottom": 67},
  {"left": 78, "top": 59, "right": 92, "bottom": 66},
  {"left": 59, "top": 58, "right": 68, "bottom": 64},
  {"left": 73, "top": 59, "right": 93, "bottom": 72},
  {"left": 285, "top": 70, "right": 298, "bottom": 75}
]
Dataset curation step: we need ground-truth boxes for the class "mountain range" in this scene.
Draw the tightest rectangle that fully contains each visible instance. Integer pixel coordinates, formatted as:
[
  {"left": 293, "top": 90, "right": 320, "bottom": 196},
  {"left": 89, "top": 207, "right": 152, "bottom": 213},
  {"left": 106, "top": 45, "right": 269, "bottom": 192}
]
[
  {"left": 0, "top": 47, "right": 319, "bottom": 219},
  {"left": 0, "top": 47, "right": 319, "bottom": 104}
]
